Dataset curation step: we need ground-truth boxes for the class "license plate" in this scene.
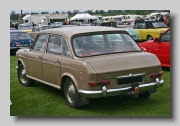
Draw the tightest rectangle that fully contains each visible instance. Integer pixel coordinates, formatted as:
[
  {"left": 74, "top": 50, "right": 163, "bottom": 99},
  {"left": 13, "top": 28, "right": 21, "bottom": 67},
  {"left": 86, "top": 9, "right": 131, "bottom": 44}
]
[{"left": 21, "top": 44, "right": 29, "bottom": 47}]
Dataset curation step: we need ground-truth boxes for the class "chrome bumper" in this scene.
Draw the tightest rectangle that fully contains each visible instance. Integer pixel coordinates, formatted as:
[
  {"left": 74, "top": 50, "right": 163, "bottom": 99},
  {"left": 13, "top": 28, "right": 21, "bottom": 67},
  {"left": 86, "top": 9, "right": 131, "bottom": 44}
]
[
  {"left": 16, "top": 66, "right": 18, "bottom": 70},
  {"left": 78, "top": 78, "right": 164, "bottom": 98}
]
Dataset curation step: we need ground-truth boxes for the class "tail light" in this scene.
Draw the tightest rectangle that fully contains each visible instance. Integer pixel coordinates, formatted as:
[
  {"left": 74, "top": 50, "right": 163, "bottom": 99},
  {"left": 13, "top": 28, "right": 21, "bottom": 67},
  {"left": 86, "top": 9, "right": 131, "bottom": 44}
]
[
  {"left": 150, "top": 71, "right": 164, "bottom": 78},
  {"left": 88, "top": 80, "right": 110, "bottom": 86},
  {"left": 10, "top": 41, "right": 12, "bottom": 46}
]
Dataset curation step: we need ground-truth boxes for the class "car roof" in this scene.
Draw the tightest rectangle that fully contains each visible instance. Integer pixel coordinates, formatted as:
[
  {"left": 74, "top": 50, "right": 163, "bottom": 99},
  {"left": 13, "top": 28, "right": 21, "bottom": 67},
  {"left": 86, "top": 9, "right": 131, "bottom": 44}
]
[{"left": 40, "top": 26, "right": 128, "bottom": 38}]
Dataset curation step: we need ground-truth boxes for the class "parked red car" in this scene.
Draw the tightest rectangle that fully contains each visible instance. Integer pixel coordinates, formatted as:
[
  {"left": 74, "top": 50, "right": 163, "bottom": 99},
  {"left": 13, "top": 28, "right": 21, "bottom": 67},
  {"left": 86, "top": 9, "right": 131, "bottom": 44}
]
[{"left": 138, "top": 28, "right": 170, "bottom": 67}]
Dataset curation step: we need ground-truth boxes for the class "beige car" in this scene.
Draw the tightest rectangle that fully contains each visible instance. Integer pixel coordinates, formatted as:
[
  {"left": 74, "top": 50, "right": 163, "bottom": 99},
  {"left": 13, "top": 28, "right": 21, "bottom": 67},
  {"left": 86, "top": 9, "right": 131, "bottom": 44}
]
[{"left": 16, "top": 26, "right": 164, "bottom": 108}]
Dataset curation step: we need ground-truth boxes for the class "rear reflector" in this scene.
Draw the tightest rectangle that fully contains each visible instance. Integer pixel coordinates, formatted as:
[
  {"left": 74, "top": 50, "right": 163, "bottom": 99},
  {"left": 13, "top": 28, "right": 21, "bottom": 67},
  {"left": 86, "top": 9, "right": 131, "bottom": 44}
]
[
  {"left": 150, "top": 71, "right": 164, "bottom": 78},
  {"left": 88, "top": 80, "right": 110, "bottom": 86}
]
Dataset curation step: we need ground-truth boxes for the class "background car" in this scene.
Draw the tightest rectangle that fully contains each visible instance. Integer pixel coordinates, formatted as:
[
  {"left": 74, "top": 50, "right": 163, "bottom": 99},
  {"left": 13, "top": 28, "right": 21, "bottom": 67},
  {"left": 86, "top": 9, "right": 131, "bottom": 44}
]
[
  {"left": 116, "top": 20, "right": 134, "bottom": 28},
  {"left": 51, "top": 22, "right": 63, "bottom": 28},
  {"left": 10, "top": 30, "right": 34, "bottom": 54},
  {"left": 32, "top": 25, "right": 53, "bottom": 32},
  {"left": 138, "top": 28, "right": 170, "bottom": 67},
  {"left": 100, "top": 21, "right": 118, "bottom": 27},
  {"left": 10, "top": 28, "right": 18, "bottom": 30},
  {"left": 18, "top": 23, "right": 33, "bottom": 33},
  {"left": 119, "top": 28, "right": 141, "bottom": 41},
  {"left": 133, "top": 20, "right": 168, "bottom": 41},
  {"left": 80, "top": 21, "right": 91, "bottom": 26}
]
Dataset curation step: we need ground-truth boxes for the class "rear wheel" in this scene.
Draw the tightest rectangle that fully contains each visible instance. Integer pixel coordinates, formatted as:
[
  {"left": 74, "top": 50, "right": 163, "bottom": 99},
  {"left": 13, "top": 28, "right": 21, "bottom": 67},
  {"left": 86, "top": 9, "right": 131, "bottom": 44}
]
[
  {"left": 64, "top": 78, "right": 81, "bottom": 108},
  {"left": 18, "top": 64, "right": 35, "bottom": 86},
  {"left": 147, "top": 35, "right": 153, "bottom": 41}
]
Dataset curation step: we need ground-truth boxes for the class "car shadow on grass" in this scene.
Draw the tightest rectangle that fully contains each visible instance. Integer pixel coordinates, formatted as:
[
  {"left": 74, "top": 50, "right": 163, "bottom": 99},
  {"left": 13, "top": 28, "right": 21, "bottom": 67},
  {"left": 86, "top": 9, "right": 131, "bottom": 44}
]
[
  {"left": 79, "top": 95, "right": 162, "bottom": 115},
  {"left": 33, "top": 81, "right": 65, "bottom": 98},
  {"left": 162, "top": 67, "right": 170, "bottom": 72}
]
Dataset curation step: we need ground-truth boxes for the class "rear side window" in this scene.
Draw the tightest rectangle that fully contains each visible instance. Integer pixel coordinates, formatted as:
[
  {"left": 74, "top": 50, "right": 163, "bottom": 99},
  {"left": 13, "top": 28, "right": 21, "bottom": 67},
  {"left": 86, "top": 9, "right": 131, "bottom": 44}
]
[
  {"left": 32, "top": 34, "right": 47, "bottom": 52},
  {"left": 46, "top": 35, "right": 62, "bottom": 55}
]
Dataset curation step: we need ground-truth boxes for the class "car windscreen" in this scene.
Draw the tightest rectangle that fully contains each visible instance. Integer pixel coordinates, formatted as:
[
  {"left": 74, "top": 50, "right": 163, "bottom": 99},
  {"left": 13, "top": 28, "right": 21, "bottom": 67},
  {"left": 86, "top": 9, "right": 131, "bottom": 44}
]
[
  {"left": 72, "top": 33, "right": 142, "bottom": 57},
  {"left": 53, "top": 22, "right": 62, "bottom": 24},
  {"left": 10, "top": 32, "right": 31, "bottom": 40},
  {"left": 152, "top": 22, "right": 167, "bottom": 28},
  {"left": 19, "top": 26, "right": 32, "bottom": 30}
]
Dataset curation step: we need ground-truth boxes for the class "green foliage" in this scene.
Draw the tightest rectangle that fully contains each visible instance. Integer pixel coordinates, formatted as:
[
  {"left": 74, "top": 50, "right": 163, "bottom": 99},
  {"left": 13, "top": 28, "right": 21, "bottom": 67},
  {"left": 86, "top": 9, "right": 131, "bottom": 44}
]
[{"left": 10, "top": 55, "right": 170, "bottom": 116}]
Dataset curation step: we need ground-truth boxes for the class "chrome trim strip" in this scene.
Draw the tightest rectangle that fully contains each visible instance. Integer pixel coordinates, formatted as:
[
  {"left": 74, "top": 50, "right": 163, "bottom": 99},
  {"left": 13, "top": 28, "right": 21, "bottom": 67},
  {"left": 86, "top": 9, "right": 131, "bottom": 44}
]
[
  {"left": 116, "top": 73, "right": 146, "bottom": 79},
  {"left": 78, "top": 78, "right": 164, "bottom": 98},
  {"left": 27, "top": 75, "right": 60, "bottom": 89}
]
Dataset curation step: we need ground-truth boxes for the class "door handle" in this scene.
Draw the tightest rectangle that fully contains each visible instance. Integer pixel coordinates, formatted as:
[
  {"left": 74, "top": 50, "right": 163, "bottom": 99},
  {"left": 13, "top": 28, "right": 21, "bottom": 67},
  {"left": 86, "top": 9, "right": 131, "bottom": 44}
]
[{"left": 56, "top": 59, "right": 61, "bottom": 63}]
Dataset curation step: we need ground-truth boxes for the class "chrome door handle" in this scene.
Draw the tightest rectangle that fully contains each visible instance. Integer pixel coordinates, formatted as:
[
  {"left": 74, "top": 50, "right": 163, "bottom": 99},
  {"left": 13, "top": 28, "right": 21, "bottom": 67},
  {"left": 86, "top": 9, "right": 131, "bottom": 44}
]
[{"left": 56, "top": 59, "right": 61, "bottom": 63}]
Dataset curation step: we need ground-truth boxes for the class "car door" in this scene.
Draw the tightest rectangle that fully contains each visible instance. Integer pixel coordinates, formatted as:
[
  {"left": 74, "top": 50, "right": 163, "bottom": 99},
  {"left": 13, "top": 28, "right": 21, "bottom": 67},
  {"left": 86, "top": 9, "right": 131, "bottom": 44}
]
[
  {"left": 134, "top": 22, "right": 145, "bottom": 40},
  {"left": 151, "top": 29, "right": 170, "bottom": 66},
  {"left": 41, "top": 35, "right": 62, "bottom": 86},
  {"left": 27, "top": 34, "right": 48, "bottom": 80}
]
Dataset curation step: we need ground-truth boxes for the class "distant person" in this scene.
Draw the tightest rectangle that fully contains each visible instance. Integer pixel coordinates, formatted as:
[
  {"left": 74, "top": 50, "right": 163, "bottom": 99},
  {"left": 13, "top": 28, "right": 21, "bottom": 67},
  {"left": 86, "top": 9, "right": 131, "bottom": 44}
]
[
  {"left": 10, "top": 22, "right": 14, "bottom": 28},
  {"left": 158, "top": 15, "right": 164, "bottom": 22},
  {"left": 134, "top": 17, "right": 138, "bottom": 25},
  {"left": 149, "top": 16, "right": 154, "bottom": 21},
  {"left": 32, "top": 22, "right": 35, "bottom": 27},
  {"left": 15, "top": 22, "right": 19, "bottom": 29},
  {"left": 165, "top": 14, "right": 170, "bottom": 27}
]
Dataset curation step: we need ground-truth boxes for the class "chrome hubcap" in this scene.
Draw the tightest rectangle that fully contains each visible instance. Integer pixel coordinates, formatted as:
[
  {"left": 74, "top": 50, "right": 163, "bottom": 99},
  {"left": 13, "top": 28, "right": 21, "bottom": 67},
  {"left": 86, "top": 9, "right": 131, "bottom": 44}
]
[
  {"left": 66, "top": 82, "right": 76, "bottom": 104},
  {"left": 19, "top": 67, "right": 27, "bottom": 83}
]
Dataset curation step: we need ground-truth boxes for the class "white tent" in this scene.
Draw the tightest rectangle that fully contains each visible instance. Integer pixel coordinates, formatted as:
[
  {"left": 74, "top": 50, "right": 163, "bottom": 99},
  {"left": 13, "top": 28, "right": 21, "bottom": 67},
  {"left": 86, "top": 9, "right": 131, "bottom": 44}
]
[{"left": 71, "top": 13, "right": 98, "bottom": 20}]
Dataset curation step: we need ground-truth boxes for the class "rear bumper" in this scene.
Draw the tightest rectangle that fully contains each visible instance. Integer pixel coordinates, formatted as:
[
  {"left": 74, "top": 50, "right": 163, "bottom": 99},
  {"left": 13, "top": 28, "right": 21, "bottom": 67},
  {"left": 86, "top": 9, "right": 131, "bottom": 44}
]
[{"left": 78, "top": 78, "right": 164, "bottom": 98}]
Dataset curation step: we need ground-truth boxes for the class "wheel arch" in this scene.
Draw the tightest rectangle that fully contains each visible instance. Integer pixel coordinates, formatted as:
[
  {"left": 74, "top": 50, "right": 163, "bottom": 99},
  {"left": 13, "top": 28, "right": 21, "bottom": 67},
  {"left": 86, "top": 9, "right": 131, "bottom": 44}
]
[{"left": 61, "top": 73, "right": 79, "bottom": 92}]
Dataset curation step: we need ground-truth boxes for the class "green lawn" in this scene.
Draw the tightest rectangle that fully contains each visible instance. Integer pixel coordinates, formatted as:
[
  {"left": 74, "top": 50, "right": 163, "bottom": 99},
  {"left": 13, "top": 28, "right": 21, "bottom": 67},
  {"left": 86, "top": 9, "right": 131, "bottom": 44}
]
[{"left": 10, "top": 55, "right": 171, "bottom": 117}]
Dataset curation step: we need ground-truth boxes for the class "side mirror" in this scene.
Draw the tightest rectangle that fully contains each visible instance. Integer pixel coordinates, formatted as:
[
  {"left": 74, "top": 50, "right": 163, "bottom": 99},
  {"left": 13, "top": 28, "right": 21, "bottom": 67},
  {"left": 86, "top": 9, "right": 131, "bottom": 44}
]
[{"left": 153, "top": 38, "right": 159, "bottom": 42}]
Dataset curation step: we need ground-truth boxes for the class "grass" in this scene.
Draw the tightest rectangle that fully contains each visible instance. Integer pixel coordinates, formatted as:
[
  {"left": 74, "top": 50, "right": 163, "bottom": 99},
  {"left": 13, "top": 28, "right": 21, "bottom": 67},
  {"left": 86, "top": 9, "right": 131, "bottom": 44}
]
[{"left": 10, "top": 55, "right": 171, "bottom": 117}]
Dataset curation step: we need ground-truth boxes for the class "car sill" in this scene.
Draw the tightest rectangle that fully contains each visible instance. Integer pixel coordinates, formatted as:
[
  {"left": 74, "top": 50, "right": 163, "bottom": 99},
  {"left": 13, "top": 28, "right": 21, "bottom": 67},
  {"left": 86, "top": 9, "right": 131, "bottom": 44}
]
[{"left": 27, "top": 75, "right": 61, "bottom": 90}]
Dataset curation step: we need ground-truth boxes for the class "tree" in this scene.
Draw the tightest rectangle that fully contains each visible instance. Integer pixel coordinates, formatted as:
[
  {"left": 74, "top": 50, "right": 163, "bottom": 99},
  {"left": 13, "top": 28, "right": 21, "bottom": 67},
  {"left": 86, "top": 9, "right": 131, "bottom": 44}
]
[
  {"left": 10, "top": 11, "right": 16, "bottom": 20},
  {"left": 67, "top": 11, "right": 71, "bottom": 15},
  {"left": 99, "top": 10, "right": 105, "bottom": 14},
  {"left": 86, "top": 10, "right": 93, "bottom": 15},
  {"left": 95, "top": 10, "right": 99, "bottom": 14},
  {"left": 73, "top": 10, "right": 79, "bottom": 15},
  {"left": 41, "top": 11, "right": 49, "bottom": 14},
  {"left": 55, "top": 11, "right": 59, "bottom": 14}
]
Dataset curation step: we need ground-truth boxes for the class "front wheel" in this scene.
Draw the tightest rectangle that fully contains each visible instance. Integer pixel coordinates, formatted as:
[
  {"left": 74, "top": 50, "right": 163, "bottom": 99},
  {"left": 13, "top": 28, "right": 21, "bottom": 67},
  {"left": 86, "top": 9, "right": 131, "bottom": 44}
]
[
  {"left": 18, "top": 64, "right": 35, "bottom": 86},
  {"left": 64, "top": 78, "right": 82, "bottom": 108}
]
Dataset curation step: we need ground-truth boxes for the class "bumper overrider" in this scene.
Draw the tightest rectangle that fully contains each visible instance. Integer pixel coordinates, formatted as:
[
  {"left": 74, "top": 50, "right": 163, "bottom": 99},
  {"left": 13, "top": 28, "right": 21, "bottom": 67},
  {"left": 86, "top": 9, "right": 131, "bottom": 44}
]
[{"left": 78, "top": 78, "right": 164, "bottom": 98}]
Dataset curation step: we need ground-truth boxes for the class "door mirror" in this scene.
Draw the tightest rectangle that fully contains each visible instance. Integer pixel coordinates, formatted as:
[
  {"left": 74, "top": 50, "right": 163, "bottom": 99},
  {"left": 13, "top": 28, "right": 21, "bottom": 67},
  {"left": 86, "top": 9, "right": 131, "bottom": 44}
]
[{"left": 153, "top": 38, "right": 159, "bottom": 42}]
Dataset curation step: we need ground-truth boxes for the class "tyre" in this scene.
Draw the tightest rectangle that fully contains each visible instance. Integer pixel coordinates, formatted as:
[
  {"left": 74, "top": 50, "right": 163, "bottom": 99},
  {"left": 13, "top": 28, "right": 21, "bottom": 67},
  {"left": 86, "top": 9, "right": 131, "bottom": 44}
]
[
  {"left": 64, "top": 78, "right": 82, "bottom": 108},
  {"left": 18, "top": 64, "right": 35, "bottom": 86},
  {"left": 147, "top": 35, "right": 153, "bottom": 41},
  {"left": 139, "top": 91, "right": 151, "bottom": 98}
]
